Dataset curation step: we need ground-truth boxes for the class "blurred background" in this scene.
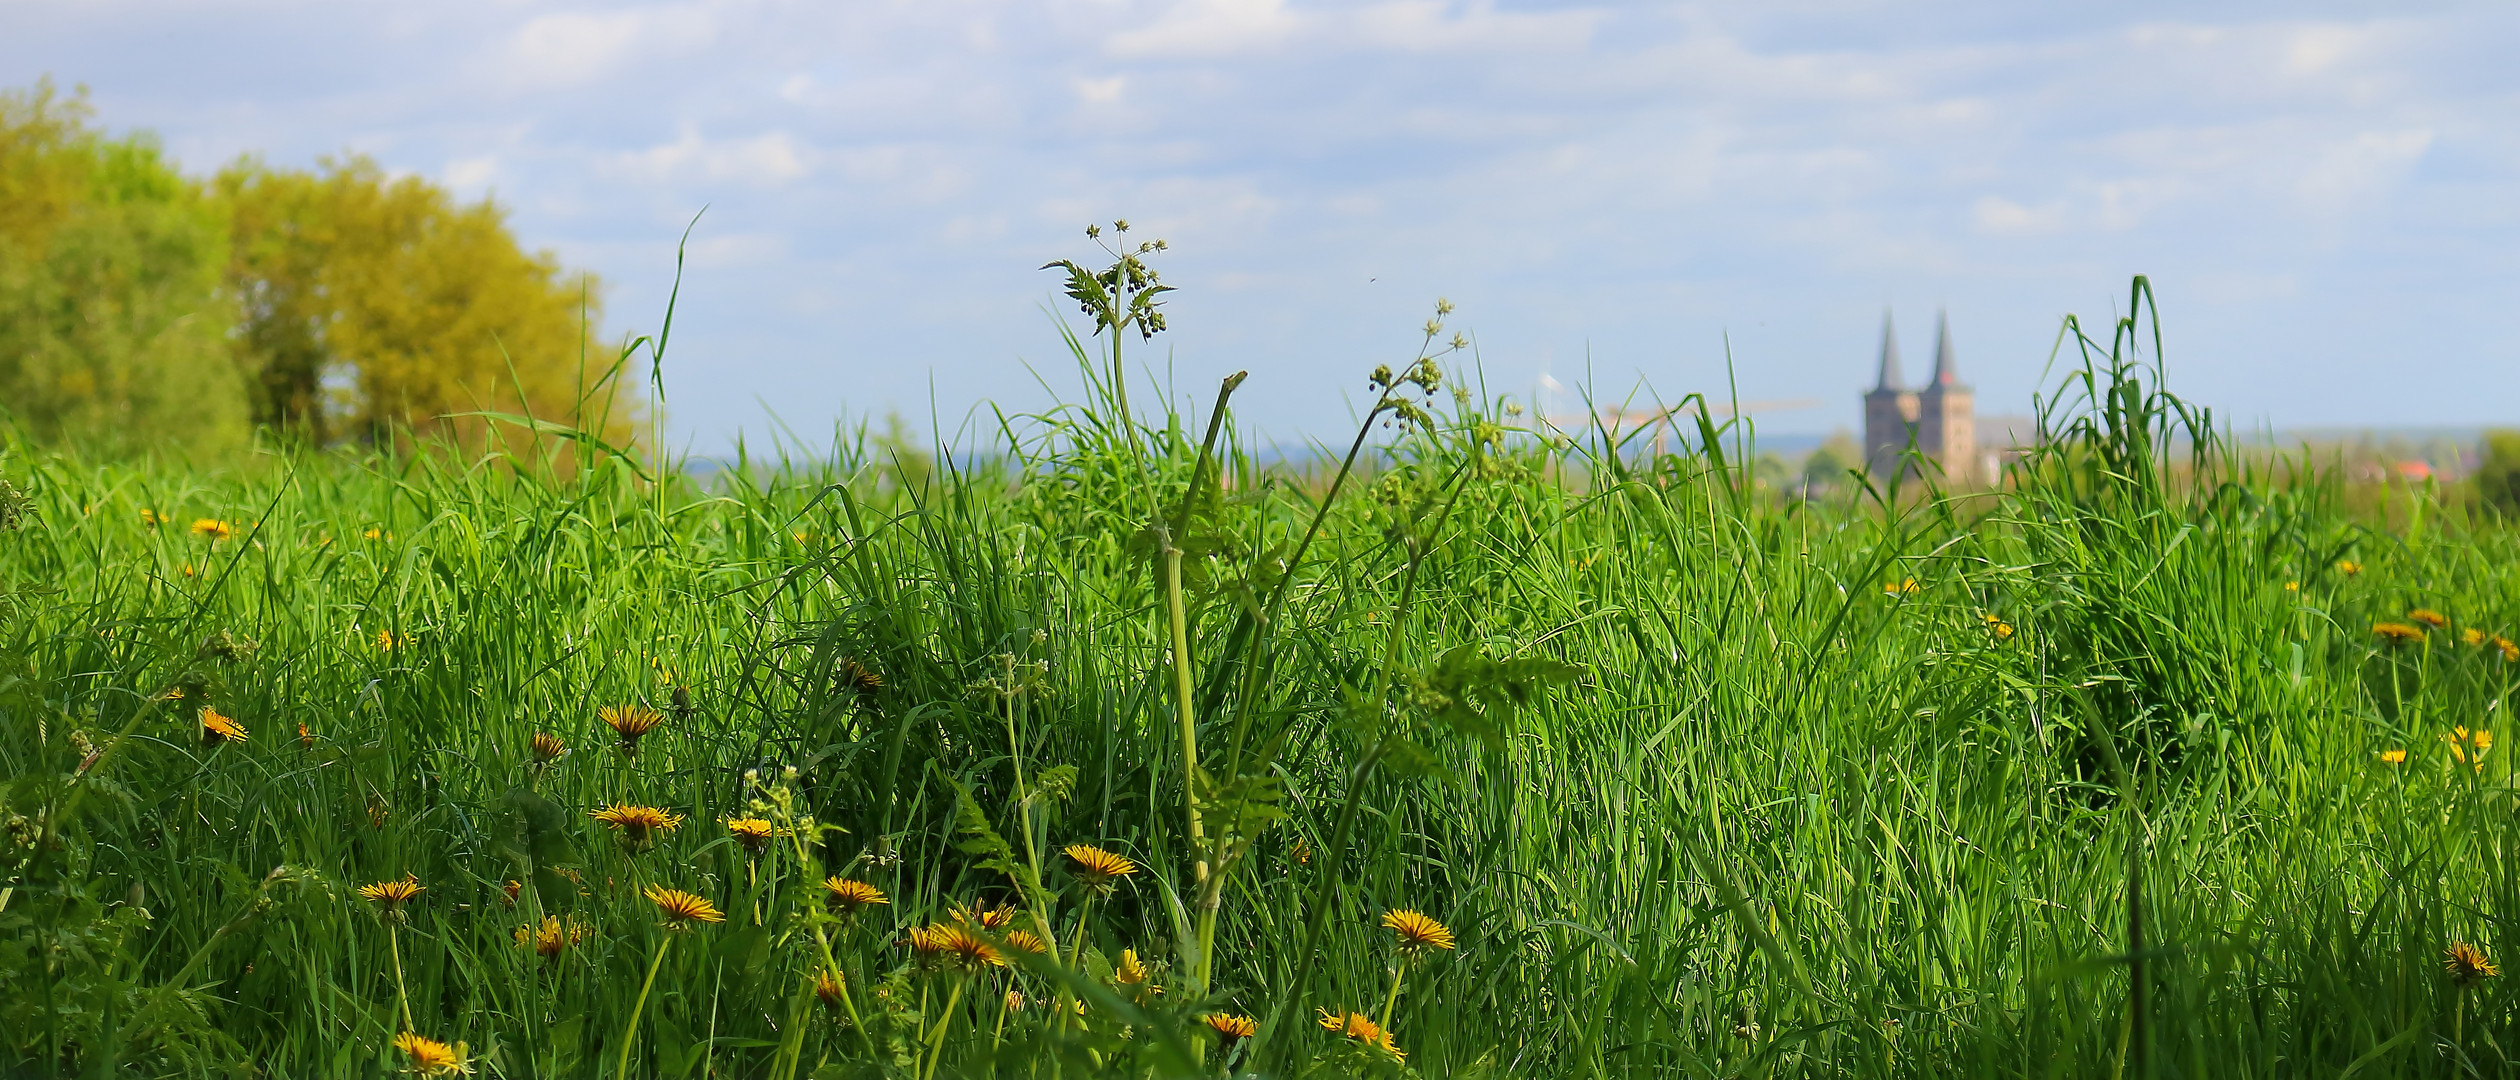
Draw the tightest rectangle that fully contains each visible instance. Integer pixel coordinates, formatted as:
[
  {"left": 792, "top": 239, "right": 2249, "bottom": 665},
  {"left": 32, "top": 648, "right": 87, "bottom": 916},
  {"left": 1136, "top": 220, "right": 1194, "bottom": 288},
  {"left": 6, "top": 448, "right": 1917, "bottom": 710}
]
[{"left": 3, "top": 1, "right": 2515, "bottom": 457}]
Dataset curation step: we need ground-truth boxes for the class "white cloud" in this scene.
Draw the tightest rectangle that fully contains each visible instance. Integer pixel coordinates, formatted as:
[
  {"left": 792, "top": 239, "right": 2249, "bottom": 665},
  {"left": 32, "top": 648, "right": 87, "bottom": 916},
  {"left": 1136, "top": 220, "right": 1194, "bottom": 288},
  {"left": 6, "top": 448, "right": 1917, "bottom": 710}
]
[
  {"left": 614, "top": 128, "right": 811, "bottom": 186},
  {"left": 444, "top": 154, "right": 498, "bottom": 192},
  {"left": 1073, "top": 75, "right": 1126, "bottom": 104},
  {"left": 499, "top": 6, "right": 717, "bottom": 89}
]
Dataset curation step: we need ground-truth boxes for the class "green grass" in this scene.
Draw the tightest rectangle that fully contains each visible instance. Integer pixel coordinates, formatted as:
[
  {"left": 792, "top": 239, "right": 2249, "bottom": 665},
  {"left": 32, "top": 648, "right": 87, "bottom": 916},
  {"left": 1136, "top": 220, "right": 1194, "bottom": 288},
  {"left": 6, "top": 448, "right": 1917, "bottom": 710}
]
[{"left": 2, "top": 275, "right": 2516, "bottom": 1078}]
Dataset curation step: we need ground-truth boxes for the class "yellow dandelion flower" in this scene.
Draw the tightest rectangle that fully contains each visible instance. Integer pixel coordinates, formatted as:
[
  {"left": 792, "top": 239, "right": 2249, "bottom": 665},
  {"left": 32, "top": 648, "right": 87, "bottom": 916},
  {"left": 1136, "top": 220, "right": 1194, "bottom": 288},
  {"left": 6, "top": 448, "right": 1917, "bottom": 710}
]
[
  {"left": 515, "top": 915, "right": 585, "bottom": 960},
  {"left": 140, "top": 508, "right": 161, "bottom": 527},
  {"left": 2444, "top": 727, "right": 2493, "bottom": 769},
  {"left": 590, "top": 803, "right": 682, "bottom": 851},
  {"left": 599, "top": 704, "right": 665, "bottom": 756},
  {"left": 814, "top": 968, "right": 849, "bottom": 1010},
  {"left": 2409, "top": 609, "right": 2449, "bottom": 628},
  {"left": 530, "top": 732, "right": 566, "bottom": 762},
  {"left": 2337, "top": 559, "right": 2362, "bottom": 575},
  {"left": 1064, "top": 844, "right": 1138, "bottom": 892},
  {"left": 191, "top": 518, "right": 233, "bottom": 541},
  {"left": 2446, "top": 941, "right": 2499, "bottom": 988},
  {"left": 643, "top": 884, "right": 725, "bottom": 930},
  {"left": 2462, "top": 627, "right": 2487, "bottom": 647},
  {"left": 1382, "top": 909, "right": 1457, "bottom": 955},
  {"left": 1204, "top": 1012, "right": 1258, "bottom": 1041},
  {"left": 922, "top": 921, "right": 1004, "bottom": 971},
  {"left": 1116, "top": 947, "right": 1155, "bottom": 990},
  {"left": 201, "top": 707, "right": 248, "bottom": 746},
  {"left": 822, "top": 876, "right": 890, "bottom": 914},
  {"left": 950, "top": 901, "right": 1018, "bottom": 929},
  {"left": 393, "top": 1031, "right": 471, "bottom": 1076},
  {"left": 357, "top": 873, "right": 426, "bottom": 915},
  {"left": 1003, "top": 929, "right": 1048, "bottom": 956},
  {"left": 724, "top": 817, "right": 778, "bottom": 856},
  {"left": 1980, "top": 613, "right": 2015, "bottom": 640},
  {"left": 2379, "top": 749, "right": 2408, "bottom": 764},
  {"left": 1316, "top": 1009, "right": 1404, "bottom": 1060},
  {"left": 2373, "top": 622, "right": 2426, "bottom": 643},
  {"left": 374, "top": 628, "right": 400, "bottom": 651},
  {"left": 1884, "top": 577, "right": 1920, "bottom": 597},
  {"left": 2284, "top": 581, "right": 2299, "bottom": 592},
  {"left": 2496, "top": 635, "right": 2520, "bottom": 663}
]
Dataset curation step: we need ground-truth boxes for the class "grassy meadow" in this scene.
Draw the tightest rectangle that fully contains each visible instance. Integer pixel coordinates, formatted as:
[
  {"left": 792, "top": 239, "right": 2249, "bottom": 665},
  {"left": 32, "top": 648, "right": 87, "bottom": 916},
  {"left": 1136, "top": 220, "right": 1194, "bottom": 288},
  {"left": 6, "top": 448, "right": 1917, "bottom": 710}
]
[{"left": 2, "top": 274, "right": 2517, "bottom": 1078}]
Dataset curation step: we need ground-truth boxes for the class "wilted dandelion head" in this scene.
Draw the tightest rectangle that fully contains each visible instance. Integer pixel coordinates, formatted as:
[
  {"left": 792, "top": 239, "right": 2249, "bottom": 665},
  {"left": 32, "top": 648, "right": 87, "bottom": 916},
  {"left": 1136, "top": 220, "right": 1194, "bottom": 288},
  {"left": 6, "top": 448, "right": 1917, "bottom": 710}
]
[
  {"left": 358, "top": 874, "right": 425, "bottom": 919},
  {"left": 2373, "top": 622, "right": 2426, "bottom": 644},
  {"left": 1064, "top": 844, "right": 1138, "bottom": 892},
  {"left": 2409, "top": 609, "right": 2449, "bottom": 628},
  {"left": 599, "top": 704, "right": 664, "bottom": 756},
  {"left": 838, "top": 658, "right": 884, "bottom": 697},
  {"left": 392, "top": 1031, "right": 470, "bottom": 1076},
  {"left": 643, "top": 884, "right": 725, "bottom": 930},
  {"left": 200, "top": 707, "right": 247, "bottom": 746},
  {"left": 1316, "top": 1009, "right": 1403, "bottom": 1060},
  {"left": 590, "top": 803, "right": 682, "bottom": 851},
  {"left": 822, "top": 876, "right": 889, "bottom": 915},
  {"left": 2443, "top": 727, "right": 2493, "bottom": 769},
  {"left": 530, "top": 732, "right": 566, "bottom": 763},
  {"left": 1382, "top": 909, "right": 1457, "bottom": 955},
  {"left": 191, "top": 518, "right": 233, "bottom": 541},
  {"left": 724, "top": 817, "right": 777, "bottom": 856},
  {"left": 2446, "top": 941, "right": 2499, "bottom": 988},
  {"left": 1204, "top": 1013, "right": 1258, "bottom": 1041}
]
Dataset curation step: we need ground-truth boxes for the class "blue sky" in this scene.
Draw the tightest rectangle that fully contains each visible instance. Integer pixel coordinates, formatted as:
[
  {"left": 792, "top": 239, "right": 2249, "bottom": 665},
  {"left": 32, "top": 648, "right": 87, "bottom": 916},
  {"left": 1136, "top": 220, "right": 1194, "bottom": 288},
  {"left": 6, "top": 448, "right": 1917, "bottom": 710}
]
[{"left": 9, "top": 1, "right": 2515, "bottom": 451}]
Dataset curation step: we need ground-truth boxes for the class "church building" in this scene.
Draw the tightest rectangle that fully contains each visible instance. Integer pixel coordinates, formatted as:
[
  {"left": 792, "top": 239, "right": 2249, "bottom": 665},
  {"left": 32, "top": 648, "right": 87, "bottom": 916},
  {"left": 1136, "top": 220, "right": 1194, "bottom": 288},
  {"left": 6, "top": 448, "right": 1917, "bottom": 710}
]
[{"left": 1862, "top": 312, "right": 1975, "bottom": 485}]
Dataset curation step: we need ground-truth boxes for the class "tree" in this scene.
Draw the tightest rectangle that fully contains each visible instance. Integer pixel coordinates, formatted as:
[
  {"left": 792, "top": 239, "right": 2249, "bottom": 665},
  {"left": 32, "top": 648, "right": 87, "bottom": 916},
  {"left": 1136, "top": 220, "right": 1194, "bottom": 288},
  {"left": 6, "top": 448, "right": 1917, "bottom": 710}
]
[
  {"left": 1800, "top": 429, "right": 1861, "bottom": 494},
  {"left": 0, "top": 80, "right": 250, "bottom": 457},
  {"left": 218, "top": 157, "right": 636, "bottom": 451},
  {"left": 2478, "top": 430, "right": 2520, "bottom": 516}
]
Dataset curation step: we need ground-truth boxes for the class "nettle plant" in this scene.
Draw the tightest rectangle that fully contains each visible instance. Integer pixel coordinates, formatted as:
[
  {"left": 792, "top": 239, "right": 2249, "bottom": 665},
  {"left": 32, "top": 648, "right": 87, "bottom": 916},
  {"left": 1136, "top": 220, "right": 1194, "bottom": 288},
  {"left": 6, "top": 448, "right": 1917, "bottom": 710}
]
[{"left": 990, "top": 223, "right": 1582, "bottom": 1073}]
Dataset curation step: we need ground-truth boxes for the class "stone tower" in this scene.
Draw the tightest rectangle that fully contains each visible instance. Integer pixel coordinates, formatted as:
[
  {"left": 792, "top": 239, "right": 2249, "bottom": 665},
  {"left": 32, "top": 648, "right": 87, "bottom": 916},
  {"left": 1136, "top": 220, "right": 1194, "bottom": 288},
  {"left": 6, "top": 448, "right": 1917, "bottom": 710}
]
[
  {"left": 1915, "top": 312, "right": 1973, "bottom": 485},
  {"left": 1862, "top": 312, "right": 1919, "bottom": 478}
]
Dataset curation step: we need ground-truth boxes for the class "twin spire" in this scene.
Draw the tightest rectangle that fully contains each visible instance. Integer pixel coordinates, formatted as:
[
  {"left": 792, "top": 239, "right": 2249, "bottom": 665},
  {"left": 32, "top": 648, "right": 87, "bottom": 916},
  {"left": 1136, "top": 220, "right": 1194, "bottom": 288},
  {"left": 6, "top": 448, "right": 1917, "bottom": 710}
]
[{"left": 1872, "top": 310, "right": 1960, "bottom": 392}]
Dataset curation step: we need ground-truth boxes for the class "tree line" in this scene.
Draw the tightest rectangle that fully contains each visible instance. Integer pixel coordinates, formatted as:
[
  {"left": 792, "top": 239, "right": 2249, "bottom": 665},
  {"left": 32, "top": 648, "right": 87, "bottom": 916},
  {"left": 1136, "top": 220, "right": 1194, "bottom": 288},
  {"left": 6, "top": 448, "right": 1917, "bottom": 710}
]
[{"left": 0, "top": 79, "right": 637, "bottom": 458}]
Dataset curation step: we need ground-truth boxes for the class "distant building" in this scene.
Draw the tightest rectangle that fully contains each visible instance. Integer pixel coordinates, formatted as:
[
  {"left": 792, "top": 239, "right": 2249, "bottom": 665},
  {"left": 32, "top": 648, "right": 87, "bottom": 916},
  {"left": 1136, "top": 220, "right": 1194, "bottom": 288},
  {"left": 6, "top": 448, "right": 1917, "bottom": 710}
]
[{"left": 1863, "top": 312, "right": 1976, "bottom": 485}]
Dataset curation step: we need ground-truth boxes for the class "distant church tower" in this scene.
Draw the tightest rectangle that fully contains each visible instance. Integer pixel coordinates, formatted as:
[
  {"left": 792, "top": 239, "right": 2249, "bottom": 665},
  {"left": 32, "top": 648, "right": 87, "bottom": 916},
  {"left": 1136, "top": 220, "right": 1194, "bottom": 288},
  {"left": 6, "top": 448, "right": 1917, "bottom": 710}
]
[
  {"left": 1863, "top": 311, "right": 1975, "bottom": 485},
  {"left": 1863, "top": 312, "right": 1919, "bottom": 478}
]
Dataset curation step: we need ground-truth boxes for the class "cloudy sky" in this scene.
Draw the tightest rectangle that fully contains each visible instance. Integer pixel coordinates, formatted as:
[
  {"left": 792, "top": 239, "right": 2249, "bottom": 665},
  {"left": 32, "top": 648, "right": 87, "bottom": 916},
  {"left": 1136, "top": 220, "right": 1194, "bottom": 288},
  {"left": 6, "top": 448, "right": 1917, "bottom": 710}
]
[{"left": 9, "top": 1, "right": 2514, "bottom": 450}]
